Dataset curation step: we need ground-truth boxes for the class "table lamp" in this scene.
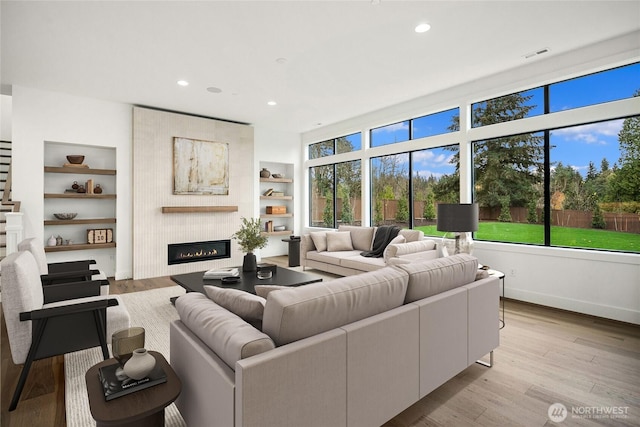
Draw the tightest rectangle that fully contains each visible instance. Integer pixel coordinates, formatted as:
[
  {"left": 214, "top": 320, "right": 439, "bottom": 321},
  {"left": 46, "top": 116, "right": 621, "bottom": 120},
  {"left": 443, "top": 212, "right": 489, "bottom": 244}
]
[{"left": 436, "top": 203, "right": 479, "bottom": 256}]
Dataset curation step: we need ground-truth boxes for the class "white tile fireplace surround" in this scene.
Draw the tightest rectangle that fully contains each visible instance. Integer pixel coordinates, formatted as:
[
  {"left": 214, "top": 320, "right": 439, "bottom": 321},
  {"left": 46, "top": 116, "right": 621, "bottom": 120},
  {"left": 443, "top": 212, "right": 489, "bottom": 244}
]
[{"left": 132, "top": 107, "right": 254, "bottom": 279}]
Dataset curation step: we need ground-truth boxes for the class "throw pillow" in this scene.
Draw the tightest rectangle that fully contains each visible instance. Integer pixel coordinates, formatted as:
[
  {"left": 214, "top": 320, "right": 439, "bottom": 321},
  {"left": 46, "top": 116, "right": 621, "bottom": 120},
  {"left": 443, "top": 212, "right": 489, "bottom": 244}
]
[
  {"left": 326, "top": 231, "right": 354, "bottom": 252},
  {"left": 310, "top": 231, "right": 329, "bottom": 252},
  {"left": 203, "top": 286, "right": 266, "bottom": 322},
  {"left": 255, "top": 285, "right": 290, "bottom": 298},
  {"left": 475, "top": 270, "right": 489, "bottom": 280},
  {"left": 382, "top": 234, "right": 406, "bottom": 263}
]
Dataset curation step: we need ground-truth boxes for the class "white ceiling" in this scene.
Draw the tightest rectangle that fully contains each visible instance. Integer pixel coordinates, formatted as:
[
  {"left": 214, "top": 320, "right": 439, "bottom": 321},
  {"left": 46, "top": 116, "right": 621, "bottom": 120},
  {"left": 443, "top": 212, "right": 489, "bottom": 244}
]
[{"left": 2, "top": 1, "right": 639, "bottom": 133}]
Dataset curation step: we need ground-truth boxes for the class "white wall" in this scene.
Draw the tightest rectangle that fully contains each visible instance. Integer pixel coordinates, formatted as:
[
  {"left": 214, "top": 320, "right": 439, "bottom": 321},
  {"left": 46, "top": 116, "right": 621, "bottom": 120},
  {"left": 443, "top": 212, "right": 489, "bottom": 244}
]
[
  {"left": 301, "top": 31, "right": 640, "bottom": 324},
  {"left": 1, "top": 94, "right": 11, "bottom": 140},
  {"left": 11, "top": 86, "right": 132, "bottom": 278}
]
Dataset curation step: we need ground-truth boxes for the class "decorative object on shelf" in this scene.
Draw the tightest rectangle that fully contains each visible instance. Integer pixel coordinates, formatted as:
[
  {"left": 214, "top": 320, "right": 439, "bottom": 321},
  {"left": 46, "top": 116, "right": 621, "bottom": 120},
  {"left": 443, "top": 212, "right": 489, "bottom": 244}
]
[
  {"left": 66, "top": 155, "right": 85, "bottom": 164},
  {"left": 56, "top": 235, "right": 63, "bottom": 246},
  {"left": 123, "top": 348, "right": 157, "bottom": 380},
  {"left": 76, "top": 184, "right": 86, "bottom": 193},
  {"left": 47, "top": 235, "right": 57, "bottom": 246},
  {"left": 271, "top": 173, "right": 283, "bottom": 178},
  {"left": 231, "top": 217, "right": 268, "bottom": 271},
  {"left": 71, "top": 181, "right": 79, "bottom": 190},
  {"left": 94, "top": 184, "right": 103, "bottom": 194},
  {"left": 173, "top": 137, "right": 229, "bottom": 195},
  {"left": 266, "top": 205, "right": 286, "bottom": 214},
  {"left": 263, "top": 188, "right": 274, "bottom": 196},
  {"left": 260, "top": 168, "right": 271, "bottom": 178},
  {"left": 274, "top": 225, "right": 286, "bottom": 231},
  {"left": 437, "top": 203, "right": 479, "bottom": 256},
  {"left": 87, "top": 228, "right": 114, "bottom": 244},
  {"left": 86, "top": 179, "right": 94, "bottom": 194},
  {"left": 53, "top": 213, "right": 77, "bottom": 220},
  {"left": 112, "top": 327, "right": 145, "bottom": 377}
]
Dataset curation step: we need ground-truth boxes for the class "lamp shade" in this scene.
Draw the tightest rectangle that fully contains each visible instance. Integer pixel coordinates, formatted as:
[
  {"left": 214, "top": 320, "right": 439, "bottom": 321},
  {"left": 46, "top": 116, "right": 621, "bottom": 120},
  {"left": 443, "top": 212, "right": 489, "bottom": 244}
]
[{"left": 436, "top": 203, "right": 479, "bottom": 232}]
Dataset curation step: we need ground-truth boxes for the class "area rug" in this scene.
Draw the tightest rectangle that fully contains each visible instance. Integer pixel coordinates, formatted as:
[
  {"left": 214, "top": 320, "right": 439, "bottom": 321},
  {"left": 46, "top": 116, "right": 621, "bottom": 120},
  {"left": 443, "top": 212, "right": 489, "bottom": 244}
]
[{"left": 64, "top": 285, "right": 187, "bottom": 427}]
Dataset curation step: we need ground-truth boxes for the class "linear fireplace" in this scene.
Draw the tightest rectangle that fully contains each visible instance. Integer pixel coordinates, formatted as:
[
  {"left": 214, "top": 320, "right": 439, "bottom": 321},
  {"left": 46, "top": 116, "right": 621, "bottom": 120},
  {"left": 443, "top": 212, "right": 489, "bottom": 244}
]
[{"left": 168, "top": 239, "right": 231, "bottom": 265}]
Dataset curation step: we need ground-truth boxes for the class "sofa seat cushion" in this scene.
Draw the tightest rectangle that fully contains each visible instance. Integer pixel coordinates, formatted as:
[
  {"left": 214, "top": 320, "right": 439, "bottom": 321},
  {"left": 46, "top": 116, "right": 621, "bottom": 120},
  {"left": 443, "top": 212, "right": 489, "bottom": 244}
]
[
  {"left": 340, "top": 255, "right": 386, "bottom": 272},
  {"left": 394, "top": 254, "right": 478, "bottom": 303},
  {"left": 337, "top": 225, "right": 376, "bottom": 251},
  {"left": 175, "top": 293, "right": 275, "bottom": 370},
  {"left": 262, "top": 267, "right": 409, "bottom": 346},
  {"left": 307, "top": 249, "right": 362, "bottom": 266}
]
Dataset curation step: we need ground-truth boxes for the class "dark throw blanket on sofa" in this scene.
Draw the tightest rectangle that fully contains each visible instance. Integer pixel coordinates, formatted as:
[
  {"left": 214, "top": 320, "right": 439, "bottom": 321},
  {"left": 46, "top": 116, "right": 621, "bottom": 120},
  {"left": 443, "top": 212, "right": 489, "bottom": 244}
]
[{"left": 361, "top": 225, "right": 400, "bottom": 258}]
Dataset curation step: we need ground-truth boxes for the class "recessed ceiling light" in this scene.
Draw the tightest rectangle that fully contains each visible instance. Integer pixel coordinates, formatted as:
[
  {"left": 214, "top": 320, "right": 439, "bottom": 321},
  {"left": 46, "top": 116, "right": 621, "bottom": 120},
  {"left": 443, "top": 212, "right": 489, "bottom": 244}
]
[
  {"left": 267, "top": 101, "right": 277, "bottom": 106},
  {"left": 177, "top": 80, "right": 189, "bottom": 86},
  {"left": 415, "top": 23, "right": 431, "bottom": 33},
  {"left": 207, "top": 86, "right": 222, "bottom": 93}
]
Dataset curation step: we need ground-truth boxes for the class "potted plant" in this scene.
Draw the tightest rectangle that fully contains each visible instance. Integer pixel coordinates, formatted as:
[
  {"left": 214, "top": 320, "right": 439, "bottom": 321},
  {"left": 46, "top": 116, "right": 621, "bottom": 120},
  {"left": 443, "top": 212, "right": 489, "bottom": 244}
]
[{"left": 232, "top": 217, "right": 268, "bottom": 271}]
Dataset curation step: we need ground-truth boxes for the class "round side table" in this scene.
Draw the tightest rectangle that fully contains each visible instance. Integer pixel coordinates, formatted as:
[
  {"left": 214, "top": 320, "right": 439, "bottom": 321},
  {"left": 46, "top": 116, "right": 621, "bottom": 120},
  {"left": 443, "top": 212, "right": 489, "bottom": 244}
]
[{"left": 85, "top": 351, "right": 181, "bottom": 427}]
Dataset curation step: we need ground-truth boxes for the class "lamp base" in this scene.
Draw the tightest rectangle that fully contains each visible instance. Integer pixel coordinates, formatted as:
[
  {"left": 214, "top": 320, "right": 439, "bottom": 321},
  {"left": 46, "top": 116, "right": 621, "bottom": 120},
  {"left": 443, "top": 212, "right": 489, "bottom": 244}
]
[{"left": 441, "top": 232, "right": 474, "bottom": 256}]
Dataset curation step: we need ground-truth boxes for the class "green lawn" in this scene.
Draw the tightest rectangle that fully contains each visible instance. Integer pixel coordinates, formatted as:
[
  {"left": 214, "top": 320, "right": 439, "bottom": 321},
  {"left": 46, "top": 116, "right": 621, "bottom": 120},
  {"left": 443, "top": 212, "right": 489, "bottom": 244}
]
[{"left": 415, "top": 222, "right": 640, "bottom": 252}]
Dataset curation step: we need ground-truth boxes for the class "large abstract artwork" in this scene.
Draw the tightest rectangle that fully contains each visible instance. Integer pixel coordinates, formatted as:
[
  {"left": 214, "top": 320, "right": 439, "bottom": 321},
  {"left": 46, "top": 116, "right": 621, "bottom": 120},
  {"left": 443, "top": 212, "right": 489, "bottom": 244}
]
[{"left": 173, "top": 137, "right": 229, "bottom": 195}]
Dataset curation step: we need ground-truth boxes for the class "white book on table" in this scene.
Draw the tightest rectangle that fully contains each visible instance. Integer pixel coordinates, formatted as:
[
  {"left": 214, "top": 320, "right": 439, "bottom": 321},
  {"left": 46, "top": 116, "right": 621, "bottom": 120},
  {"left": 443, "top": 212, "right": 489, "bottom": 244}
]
[{"left": 203, "top": 267, "right": 239, "bottom": 278}]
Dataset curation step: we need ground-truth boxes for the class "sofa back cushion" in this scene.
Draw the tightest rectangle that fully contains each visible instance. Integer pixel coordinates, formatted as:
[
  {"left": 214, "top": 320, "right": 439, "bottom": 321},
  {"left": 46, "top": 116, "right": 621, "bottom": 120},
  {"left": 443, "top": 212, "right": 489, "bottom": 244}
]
[
  {"left": 262, "top": 267, "right": 409, "bottom": 346},
  {"left": 338, "top": 225, "right": 376, "bottom": 251},
  {"left": 326, "top": 231, "right": 354, "bottom": 251},
  {"left": 394, "top": 254, "right": 478, "bottom": 303},
  {"left": 383, "top": 239, "right": 436, "bottom": 263},
  {"left": 176, "top": 293, "right": 275, "bottom": 370},
  {"left": 398, "top": 229, "right": 424, "bottom": 242}
]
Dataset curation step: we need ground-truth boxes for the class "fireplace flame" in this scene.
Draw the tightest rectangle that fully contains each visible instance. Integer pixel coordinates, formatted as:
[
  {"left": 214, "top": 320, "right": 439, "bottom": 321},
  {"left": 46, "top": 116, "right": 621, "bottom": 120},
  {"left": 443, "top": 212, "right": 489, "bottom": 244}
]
[{"left": 178, "top": 248, "right": 218, "bottom": 259}]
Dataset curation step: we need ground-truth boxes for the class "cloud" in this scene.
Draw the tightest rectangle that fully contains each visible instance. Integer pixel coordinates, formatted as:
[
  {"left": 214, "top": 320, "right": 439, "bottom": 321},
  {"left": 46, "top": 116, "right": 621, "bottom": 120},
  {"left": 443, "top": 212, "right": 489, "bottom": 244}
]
[
  {"left": 552, "top": 119, "right": 623, "bottom": 145},
  {"left": 374, "top": 121, "right": 409, "bottom": 133},
  {"left": 412, "top": 150, "right": 454, "bottom": 168}
]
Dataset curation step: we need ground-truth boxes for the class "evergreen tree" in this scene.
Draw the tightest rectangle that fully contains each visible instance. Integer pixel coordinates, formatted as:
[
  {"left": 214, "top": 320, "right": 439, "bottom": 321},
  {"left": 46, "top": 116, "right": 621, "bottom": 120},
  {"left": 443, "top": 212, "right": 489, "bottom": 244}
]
[
  {"left": 396, "top": 194, "right": 409, "bottom": 222},
  {"left": 498, "top": 196, "right": 512, "bottom": 222},
  {"left": 527, "top": 199, "right": 539, "bottom": 224},
  {"left": 591, "top": 202, "right": 606, "bottom": 229},
  {"left": 609, "top": 90, "right": 640, "bottom": 202},
  {"left": 447, "top": 93, "right": 544, "bottom": 210},
  {"left": 424, "top": 191, "right": 436, "bottom": 220}
]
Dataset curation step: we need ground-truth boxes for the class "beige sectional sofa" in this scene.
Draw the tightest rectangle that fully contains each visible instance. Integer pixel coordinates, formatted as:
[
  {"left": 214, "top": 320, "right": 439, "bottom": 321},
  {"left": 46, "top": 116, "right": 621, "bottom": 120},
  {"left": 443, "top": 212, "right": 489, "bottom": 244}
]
[
  {"left": 170, "top": 254, "right": 499, "bottom": 427},
  {"left": 301, "top": 225, "right": 439, "bottom": 275}
]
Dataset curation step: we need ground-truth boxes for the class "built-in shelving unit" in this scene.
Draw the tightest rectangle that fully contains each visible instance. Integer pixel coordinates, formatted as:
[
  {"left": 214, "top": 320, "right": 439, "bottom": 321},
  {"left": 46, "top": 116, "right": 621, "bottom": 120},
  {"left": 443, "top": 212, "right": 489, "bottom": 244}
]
[
  {"left": 259, "top": 162, "right": 294, "bottom": 237},
  {"left": 43, "top": 141, "right": 117, "bottom": 256}
]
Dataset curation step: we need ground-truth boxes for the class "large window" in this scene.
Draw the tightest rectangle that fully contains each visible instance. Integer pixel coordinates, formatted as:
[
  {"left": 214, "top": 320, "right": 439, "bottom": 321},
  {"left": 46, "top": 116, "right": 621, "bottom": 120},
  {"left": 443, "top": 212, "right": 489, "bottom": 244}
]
[
  {"left": 309, "top": 161, "right": 361, "bottom": 228},
  {"left": 309, "top": 132, "right": 361, "bottom": 159},
  {"left": 306, "top": 63, "right": 639, "bottom": 253},
  {"left": 549, "top": 117, "right": 640, "bottom": 251},
  {"left": 370, "top": 145, "right": 460, "bottom": 230}
]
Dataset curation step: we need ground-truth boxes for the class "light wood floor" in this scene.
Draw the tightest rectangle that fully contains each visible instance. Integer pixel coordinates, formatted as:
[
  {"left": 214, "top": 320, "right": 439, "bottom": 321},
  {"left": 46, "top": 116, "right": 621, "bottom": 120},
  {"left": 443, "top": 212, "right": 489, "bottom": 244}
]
[{"left": 2, "top": 257, "right": 639, "bottom": 426}]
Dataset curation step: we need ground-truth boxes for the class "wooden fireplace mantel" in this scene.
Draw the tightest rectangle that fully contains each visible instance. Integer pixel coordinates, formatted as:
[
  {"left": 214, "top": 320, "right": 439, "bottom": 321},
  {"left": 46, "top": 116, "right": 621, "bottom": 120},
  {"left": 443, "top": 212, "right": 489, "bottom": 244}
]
[{"left": 161, "top": 206, "right": 239, "bottom": 214}]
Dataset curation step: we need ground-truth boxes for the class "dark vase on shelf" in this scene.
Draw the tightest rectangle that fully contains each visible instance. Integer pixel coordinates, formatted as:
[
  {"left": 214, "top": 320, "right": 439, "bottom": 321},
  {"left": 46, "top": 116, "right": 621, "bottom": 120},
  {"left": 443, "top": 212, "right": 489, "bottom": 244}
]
[
  {"left": 243, "top": 252, "right": 257, "bottom": 271},
  {"left": 260, "top": 168, "right": 271, "bottom": 178}
]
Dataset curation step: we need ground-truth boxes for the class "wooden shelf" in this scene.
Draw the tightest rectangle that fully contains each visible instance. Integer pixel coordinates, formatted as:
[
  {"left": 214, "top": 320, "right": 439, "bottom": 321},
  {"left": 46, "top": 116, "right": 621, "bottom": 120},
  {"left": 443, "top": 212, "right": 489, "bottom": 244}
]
[
  {"left": 260, "top": 195, "right": 293, "bottom": 200},
  {"left": 260, "top": 177, "right": 293, "bottom": 183},
  {"left": 44, "top": 218, "right": 117, "bottom": 226},
  {"left": 44, "top": 242, "right": 116, "bottom": 252},
  {"left": 45, "top": 193, "right": 116, "bottom": 199},
  {"left": 261, "top": 230, "right": 293, "bottom": 237},
  {"left": 161, "top": 206, "right": 239, "bottom": 213},
  {"left": 44, "top": 166, "right": 116, "bottom": 175},
  {"left": 260, "top": 213, "right": 293, "bottom": 218}
]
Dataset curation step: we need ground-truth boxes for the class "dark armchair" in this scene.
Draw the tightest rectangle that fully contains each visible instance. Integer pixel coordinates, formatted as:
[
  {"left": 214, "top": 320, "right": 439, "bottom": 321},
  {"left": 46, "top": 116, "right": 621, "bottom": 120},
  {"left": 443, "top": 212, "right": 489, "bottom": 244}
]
[{"left": 1, "top": 250, "right": 130, "bottom": 411}]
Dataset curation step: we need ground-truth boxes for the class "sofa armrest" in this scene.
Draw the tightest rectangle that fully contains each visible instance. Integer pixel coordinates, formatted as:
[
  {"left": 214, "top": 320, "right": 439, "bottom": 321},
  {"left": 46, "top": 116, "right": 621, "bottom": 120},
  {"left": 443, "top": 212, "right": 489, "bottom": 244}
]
[{"left": 300, "top": 234, "right": 316, "bottom": 261}]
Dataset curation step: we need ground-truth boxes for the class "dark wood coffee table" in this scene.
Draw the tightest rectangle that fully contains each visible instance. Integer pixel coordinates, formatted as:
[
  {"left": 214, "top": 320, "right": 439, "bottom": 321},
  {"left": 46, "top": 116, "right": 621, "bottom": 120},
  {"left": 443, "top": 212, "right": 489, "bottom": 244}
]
[
  {"left": 85, "top": 351, "right": 181, "bottom": 427},
  {"left": 170, "top": 265, "right": 322, "bottom": 295}
]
